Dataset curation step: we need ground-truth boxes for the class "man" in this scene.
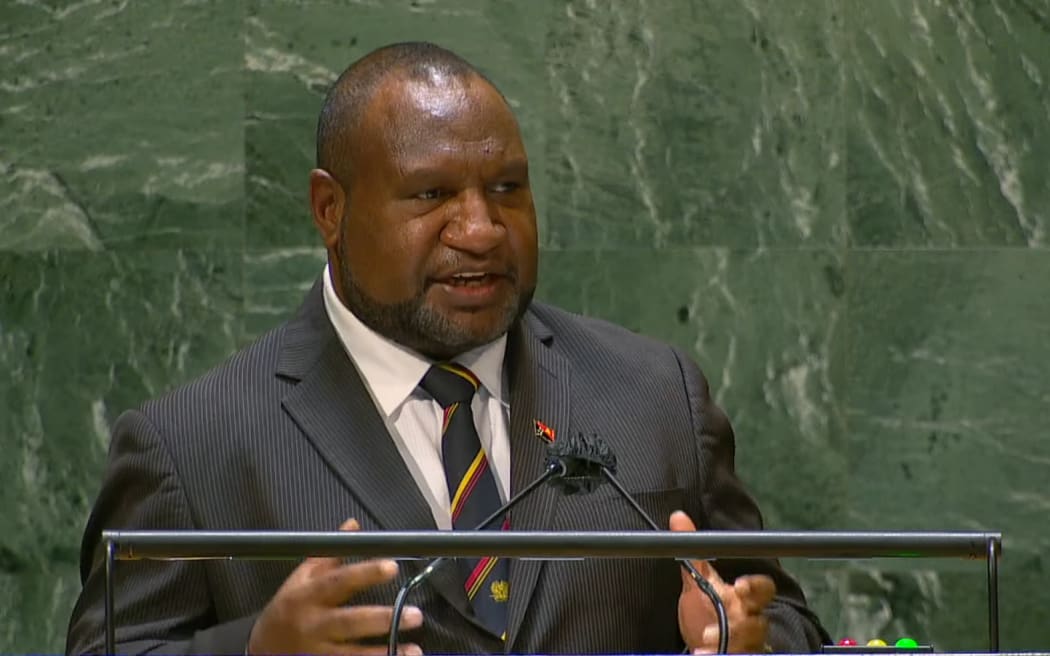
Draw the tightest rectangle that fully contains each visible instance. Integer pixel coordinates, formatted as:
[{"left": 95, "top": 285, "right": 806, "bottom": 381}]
[{"left": 67, "top": 42, "right": 828, "bottom": 654}]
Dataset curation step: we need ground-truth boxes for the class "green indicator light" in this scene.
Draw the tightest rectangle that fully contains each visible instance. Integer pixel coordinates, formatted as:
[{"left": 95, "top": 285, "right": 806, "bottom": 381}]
[{"left": 895, "top": 638, "right": 919, "bottom": 648}]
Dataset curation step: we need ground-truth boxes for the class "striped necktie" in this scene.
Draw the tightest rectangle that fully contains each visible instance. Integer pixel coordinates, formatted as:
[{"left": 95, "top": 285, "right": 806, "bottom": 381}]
[{"left": 419, "top": 363, "right": 509, "bottom": 640}]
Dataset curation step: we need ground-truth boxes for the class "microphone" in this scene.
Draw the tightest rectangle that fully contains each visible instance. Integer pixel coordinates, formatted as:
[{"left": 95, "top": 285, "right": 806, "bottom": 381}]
[
  {"left": 387, "top": 441, "right": 602, "bottom": 656},
  {"left": 544, "top": 431, "right": 616, "bottom": 495},
  {"left": 573, "top": 433, "right": 730, "bottom": 655}
]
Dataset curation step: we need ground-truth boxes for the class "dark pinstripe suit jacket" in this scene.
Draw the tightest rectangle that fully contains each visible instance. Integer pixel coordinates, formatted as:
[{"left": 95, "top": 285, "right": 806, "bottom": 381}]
[{"left": 66, "top": 283, "right": 828, "bottom": 654}]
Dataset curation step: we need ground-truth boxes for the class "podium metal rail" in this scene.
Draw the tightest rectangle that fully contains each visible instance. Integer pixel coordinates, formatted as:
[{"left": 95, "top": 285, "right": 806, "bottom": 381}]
[{"left": 101, "top": 530, "right": 1002, "bottom": 654}]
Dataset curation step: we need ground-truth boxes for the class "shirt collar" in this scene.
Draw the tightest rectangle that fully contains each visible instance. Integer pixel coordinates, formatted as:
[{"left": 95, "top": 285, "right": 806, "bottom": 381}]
[{"left": 322, "top": 265, "right": 507, "bottom": 417}]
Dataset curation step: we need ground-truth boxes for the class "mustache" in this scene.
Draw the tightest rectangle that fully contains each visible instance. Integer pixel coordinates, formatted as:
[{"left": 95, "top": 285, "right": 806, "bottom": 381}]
[{"left": 426, "top": 255, "right": 518, "bottom": 281}]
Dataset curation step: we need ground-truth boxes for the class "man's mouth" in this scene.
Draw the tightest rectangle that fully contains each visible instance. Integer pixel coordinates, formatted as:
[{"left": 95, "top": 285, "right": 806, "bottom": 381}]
[
  {"left": 428, "top": 270, "right": 515, "bottom": 306},
  {"left": 444, "top": 272, "right": 501, "bottom": 287}
]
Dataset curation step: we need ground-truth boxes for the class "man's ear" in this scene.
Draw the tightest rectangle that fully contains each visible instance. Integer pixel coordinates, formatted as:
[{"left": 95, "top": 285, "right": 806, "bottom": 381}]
[{"left": 309, "top": 169, "right": 345, "bottom": 249}]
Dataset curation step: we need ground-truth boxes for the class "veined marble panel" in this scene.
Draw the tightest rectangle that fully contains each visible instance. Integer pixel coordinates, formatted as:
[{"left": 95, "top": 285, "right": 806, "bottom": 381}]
[
  {"left": 0, "top": 250, "right": 242, "bottom": 650},
  {"left": 0, "top": 0, "right": 246, "bottom": 251}
]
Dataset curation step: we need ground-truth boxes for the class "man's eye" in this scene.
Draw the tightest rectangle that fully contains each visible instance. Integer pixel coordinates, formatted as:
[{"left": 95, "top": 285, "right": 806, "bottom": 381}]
[
  {"left": 416, "top": 189, "right": 442, "bottom": 200},
  {"left": 491, "top": 181, "right": 520, "bottom": 193}
]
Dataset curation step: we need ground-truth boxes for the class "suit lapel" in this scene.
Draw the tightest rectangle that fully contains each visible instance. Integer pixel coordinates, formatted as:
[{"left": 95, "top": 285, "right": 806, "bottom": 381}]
[
  {"left": 504, "top": 313, "right": 573, "bottom": 650},
  {"left": 280, "top": 336, "right": 436, "bottom": 533},
  {"left": 276, "top": 285, "right": 474, "bottom": 618}
]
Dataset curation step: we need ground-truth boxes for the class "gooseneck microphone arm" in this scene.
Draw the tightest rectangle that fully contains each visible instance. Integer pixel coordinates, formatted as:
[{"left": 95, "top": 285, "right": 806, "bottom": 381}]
[
  {"left": 387, "top": 460, "right": 567, "bottom": 656},
  {"left": 599, "top": 465, "right": 731, "bottom": 655}
]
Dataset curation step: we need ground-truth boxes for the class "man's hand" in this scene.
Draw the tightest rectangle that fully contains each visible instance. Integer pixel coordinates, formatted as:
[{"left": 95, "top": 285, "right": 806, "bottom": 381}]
[
  {"left": 672, "top": 511, "right": 776, "bottom": 654},
  {"left": 247, "top": 518, "right": 424, "bottom": 656}
]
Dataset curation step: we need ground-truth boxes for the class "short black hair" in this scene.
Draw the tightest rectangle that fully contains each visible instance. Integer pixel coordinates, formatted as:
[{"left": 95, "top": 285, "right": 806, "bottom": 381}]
[{"left": 315, "top": 42, "right": 496, "bottom": 186}]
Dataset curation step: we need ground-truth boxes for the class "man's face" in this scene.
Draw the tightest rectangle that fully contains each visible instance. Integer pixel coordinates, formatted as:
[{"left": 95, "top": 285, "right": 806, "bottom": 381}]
[{"left": 333, "top": 72, "right": 538, "bottom": 360}]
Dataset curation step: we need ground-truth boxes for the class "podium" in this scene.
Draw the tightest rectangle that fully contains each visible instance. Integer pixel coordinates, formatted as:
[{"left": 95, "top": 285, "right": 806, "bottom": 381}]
[{"left": 101, "top": 529, "right": 1002, "bottom": 654}]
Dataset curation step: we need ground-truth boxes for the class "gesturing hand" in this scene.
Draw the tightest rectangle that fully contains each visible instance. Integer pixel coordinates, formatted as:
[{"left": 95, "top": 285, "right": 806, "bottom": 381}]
[
  {"left": 247, "top": 518, "right": 424, "bottom": 656},
  {"left": 671, "top": 511, "right": 776, "bottom": 654}
]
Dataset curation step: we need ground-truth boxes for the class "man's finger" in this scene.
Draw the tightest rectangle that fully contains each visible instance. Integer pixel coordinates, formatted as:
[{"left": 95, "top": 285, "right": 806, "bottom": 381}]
[
  {"left": 734, "top": 575, "right": 776, "bottom": 615},
  {"left": 670, "top": 510, "right": 727, "bottom": 591},
  {"left": 297, "top": 518, "right": 362, "bottom": 581},
  {"left": 669, "top": 510, "right": 697, "bottom": 532},
  {"left": 681, "top": 558, "right": 728, "bottom": 586},
  {"left": 726, "top": 613, "right": 769, "bottom": 653},
  {"left": 339, "top": 518, "right": 361, "bottom": 531},
  {"left": 321, "top": 604, "right": 424, "bottom": 642},
  {"left": 679, "top": 561, "right": 728, "bottom": 597},
  {"left": 312, "top": 558, "right": 401, "bottom": 606},
  {"left": 699, "top": 613, "right": 769, "bottom": 653},
  {"left": 323, "top": 642, "right": 423, "bottom": 656}
]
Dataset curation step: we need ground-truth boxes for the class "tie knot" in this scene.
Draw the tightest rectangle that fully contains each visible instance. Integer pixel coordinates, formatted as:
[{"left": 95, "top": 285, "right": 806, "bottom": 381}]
[{"left": 420, "top": 363, "right": 480, "bottom": 407}]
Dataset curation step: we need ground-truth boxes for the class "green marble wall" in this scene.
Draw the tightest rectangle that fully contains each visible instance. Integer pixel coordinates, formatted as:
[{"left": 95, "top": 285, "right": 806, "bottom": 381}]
[{"left": 1, "top": 0, "right": 1047, "bottom": 651}]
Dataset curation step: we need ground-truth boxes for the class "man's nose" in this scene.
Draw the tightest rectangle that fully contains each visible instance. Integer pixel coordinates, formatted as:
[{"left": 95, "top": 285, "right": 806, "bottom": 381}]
[{"left": 442, "top": 189, "right": 504, "bottom": 254}]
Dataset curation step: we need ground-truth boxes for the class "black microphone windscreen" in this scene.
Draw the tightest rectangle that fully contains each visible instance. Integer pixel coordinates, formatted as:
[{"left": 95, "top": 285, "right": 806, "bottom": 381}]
[{"left": 545, "top": 433, "right": 617, "bottom": 494}]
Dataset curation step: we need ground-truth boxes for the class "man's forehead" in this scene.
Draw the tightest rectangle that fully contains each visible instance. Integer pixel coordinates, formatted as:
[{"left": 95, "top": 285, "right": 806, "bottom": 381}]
[
  {"left": 362, "top": 72, "right": 518, "bottom": 156},
  {"left": 394, "top": 69, "right": 478, "bottom": 119}
]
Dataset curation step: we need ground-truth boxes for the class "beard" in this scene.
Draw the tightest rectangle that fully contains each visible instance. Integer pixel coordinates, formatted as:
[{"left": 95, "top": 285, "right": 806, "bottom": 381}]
[{"left": 335, "top": 245, "right": 533, "bottom": 360}]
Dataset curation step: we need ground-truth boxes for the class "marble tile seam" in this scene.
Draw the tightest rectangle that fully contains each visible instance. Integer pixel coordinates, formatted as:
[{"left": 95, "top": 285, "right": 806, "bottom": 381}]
[
  {"left": 2, "top": 245, "right": 1046, "bottom": 255},
  {"left": 533, "top": 245, "right": 1050, "bottom": 253},
  {"left": 0, "top": 246, "right": 249, "bottom": 255}
]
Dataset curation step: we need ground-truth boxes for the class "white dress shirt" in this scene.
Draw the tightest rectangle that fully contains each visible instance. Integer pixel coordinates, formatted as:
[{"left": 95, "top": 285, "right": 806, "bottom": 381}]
[{"left": 321, "top": 265, "right": 511, "bottom": 530}]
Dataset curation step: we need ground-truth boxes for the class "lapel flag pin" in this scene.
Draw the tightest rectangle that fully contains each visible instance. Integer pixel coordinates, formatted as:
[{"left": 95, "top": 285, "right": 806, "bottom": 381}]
[{"left": 534, "top": 419, "right": 556, "bottom": 443}]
